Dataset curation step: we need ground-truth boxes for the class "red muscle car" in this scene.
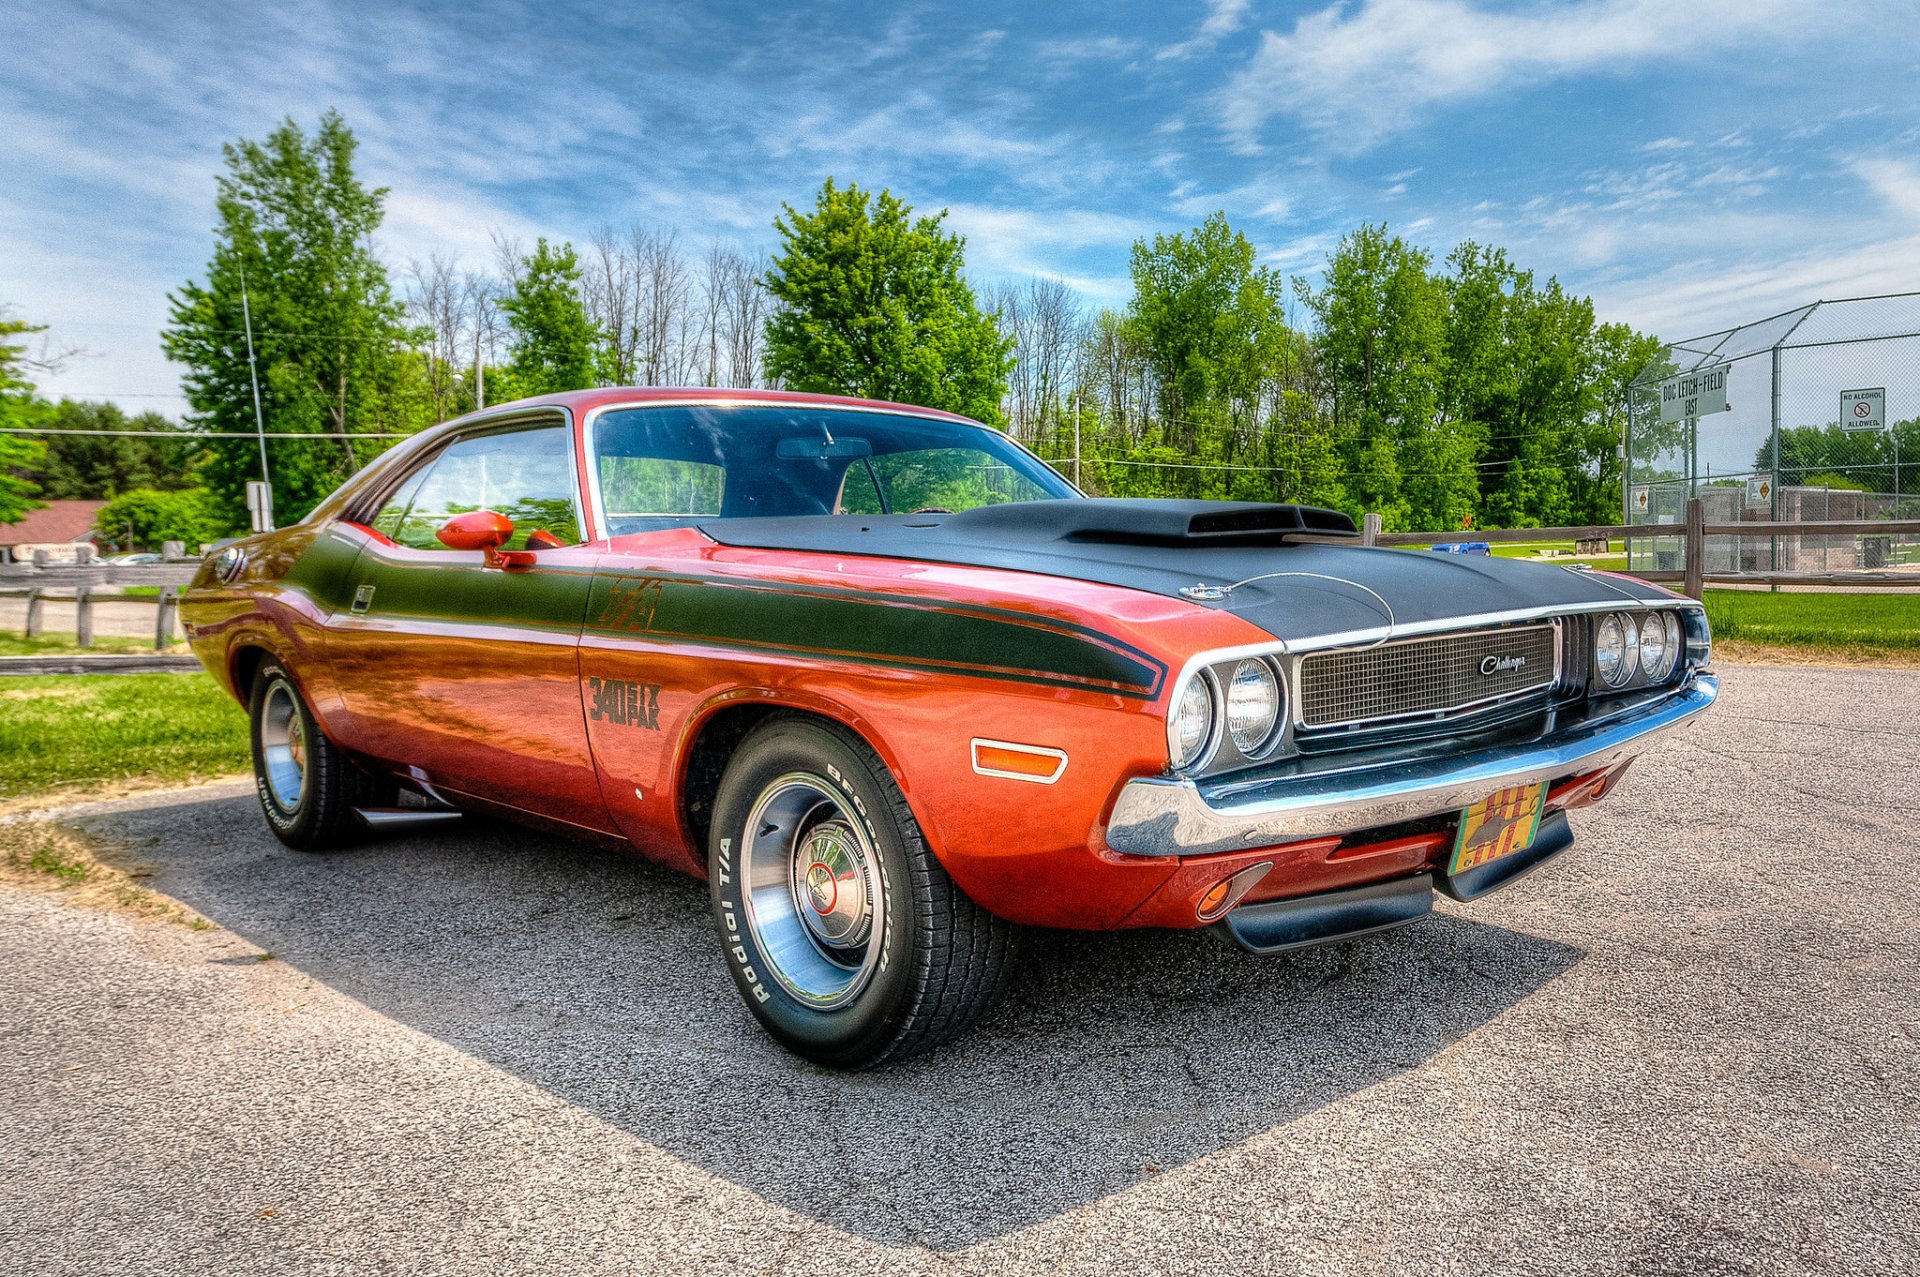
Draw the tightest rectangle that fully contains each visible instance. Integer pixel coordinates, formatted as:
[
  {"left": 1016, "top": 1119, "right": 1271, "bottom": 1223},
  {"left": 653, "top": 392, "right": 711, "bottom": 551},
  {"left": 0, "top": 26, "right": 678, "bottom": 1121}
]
[{"left": 183, "top": 388, "right": 1717, "bottom": 1066}]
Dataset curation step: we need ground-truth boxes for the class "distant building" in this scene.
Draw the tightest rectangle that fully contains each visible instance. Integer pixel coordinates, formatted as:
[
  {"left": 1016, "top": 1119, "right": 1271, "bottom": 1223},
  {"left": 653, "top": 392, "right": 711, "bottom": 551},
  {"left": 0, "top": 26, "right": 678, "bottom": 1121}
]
[{"left": 1, "top": 499, "right": 108, "bottom": 562}]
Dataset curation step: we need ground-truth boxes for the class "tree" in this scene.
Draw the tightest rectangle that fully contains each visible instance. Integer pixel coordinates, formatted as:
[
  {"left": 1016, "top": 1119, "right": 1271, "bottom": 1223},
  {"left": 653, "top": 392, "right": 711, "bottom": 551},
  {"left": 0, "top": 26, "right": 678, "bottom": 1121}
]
[
  {"left": 1127, "top": 213, "right": 1286, "bottom": 452},
  {"left": 764, "top": 179, "right": 1012, "bottom": 423},
  {"left": 163, "top": 111, "right": 429, "bottom": 529},
  {"left": 1763, "top": 418, "right": 1919, "bottom": 503},
  {"left": 0, "top": 308, "right": 50, "bottom": 525},
  {"left": 1297, "top": 225, "right": 1452, "bottom": 529},
  {"left": 92, "top": 488, "right": 226, "bottom": 553},
  {"left": 499, "top": 239, "right": 602, "bottom": 397},
  {"left": 29, "top": 401, "right": 204, "bottom": 499}
]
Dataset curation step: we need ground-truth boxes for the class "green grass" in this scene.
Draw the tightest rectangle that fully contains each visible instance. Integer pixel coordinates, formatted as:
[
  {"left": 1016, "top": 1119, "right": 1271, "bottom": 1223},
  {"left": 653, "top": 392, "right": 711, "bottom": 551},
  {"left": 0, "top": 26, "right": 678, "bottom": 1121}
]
[
  {"left": 0, "top": 673, "right": 249, "bottom": 803},
  {"left": 1487, "top": 539, "right": 1627, "bottom": 565},
  {"left": 0, "top": 631, "right": 183, "bottom": 657},
  {"left": 1393, "top": 538, "right": 1627, "bottom": 566},
  {"left": 1703, "top": 589, "right": 1920, "bottom": 651}
]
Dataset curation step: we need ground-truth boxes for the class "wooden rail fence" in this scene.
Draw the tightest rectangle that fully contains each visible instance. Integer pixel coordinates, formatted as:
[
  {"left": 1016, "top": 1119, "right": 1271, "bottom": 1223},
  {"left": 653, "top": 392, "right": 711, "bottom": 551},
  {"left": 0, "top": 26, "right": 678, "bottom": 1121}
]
[
  {"left": 1367, "top": 500, "right": 1920, "bottom": 598},
  {"left": 0, "top": 559, "right": 201, "bottom": 651}
]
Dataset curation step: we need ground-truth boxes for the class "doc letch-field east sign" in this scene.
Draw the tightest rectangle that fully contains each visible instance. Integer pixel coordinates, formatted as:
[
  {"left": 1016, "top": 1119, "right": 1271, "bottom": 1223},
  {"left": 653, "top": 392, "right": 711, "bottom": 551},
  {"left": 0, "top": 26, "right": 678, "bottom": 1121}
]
[{"left": 1659, "top": 363, "right": 1730, "bottom": 424}]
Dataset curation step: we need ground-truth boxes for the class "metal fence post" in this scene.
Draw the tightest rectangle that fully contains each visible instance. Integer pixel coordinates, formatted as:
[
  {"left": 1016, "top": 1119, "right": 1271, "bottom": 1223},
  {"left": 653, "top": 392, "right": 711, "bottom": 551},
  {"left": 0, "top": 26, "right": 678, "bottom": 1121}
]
[
  {"left": 1770, "top": 344, "right": 1782, "bottom": 588},
  {"left": 1622, "top": 384, "right": 1635, "bottom": 528},
  {"left": 1683, "top": 498, "right": 1705, "bottom": 600},
  {"left": 76, "top": 587, "right": 93, "bottom": 648}
]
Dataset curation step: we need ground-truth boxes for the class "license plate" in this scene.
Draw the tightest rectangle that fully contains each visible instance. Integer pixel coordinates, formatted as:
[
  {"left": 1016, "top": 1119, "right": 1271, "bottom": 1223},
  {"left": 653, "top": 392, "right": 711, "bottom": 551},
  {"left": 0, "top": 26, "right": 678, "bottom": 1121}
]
[{"left": 1449, "top": 783, "right": 1546, "bottom": 875}]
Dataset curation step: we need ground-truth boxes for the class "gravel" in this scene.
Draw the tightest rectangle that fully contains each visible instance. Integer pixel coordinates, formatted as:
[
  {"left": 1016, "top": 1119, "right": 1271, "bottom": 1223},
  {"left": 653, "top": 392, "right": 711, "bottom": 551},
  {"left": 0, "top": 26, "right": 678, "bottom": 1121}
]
[{"left": 1, "top": 663, "right": 1914, "bottom": 1276}]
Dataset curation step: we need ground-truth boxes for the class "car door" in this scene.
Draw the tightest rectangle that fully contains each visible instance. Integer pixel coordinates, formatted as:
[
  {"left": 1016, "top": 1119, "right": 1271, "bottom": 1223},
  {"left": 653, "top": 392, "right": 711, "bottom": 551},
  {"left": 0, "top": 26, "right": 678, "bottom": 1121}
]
[{"left": 327, "top": 414, "right": 615, "bottom": 834}]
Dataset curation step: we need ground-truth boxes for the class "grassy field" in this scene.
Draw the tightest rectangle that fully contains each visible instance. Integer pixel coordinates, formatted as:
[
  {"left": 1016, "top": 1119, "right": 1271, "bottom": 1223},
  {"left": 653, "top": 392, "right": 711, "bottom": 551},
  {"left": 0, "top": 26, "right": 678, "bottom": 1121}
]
[
  {"left": 0, "top": 631, "right": 186, "bottom": 657},
  {"left": 1393, "top": 539, "right": 1629, "bottom": 566},
  {"left": 0, "top": 673, "right": 249, "bottom": 805},
  {"left": 1703, "top": 589, "right": 1920, "bottom": 651}
]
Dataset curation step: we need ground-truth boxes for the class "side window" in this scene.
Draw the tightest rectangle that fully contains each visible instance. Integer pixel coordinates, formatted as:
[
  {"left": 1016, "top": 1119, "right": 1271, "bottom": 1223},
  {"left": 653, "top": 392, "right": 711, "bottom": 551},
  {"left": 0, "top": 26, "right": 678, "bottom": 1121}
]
[
  {"left": 392, "top": 424, "right": 582, "bottom": 551},
  {"left": 368, "top": 468, "right": 428, "bottom": 540}
]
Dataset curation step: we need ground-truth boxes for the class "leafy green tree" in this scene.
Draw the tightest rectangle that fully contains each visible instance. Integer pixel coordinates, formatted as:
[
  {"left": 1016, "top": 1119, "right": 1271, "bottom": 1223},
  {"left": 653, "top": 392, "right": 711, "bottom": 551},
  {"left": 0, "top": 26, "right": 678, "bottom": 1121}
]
[
  {"left": 93, "top": 488, "right": 227, "bottom": 553},
  {"left": 1763, "top": 418, "right": 1919, "bottom": 501},
  {"left": 1127, "top": 213, "right": 1286, "bottom": 452},
  {"left": 163, "top": 111, "right": 429, "bottom": 528},
  {"left": 764, "top": 180, "right": 1012, "bottom": 423},
  {"left": 1297, "top": 225, "right": 1453, "bottom": 529},
  {"left": 0, "top": 310, "right": 50, "bottom": 526},
  {"left": 28, "top": 401, "right": 204, "bottom": 499},
  {"left": 500, "top": 239, "right": 602, "bottom": 396}
]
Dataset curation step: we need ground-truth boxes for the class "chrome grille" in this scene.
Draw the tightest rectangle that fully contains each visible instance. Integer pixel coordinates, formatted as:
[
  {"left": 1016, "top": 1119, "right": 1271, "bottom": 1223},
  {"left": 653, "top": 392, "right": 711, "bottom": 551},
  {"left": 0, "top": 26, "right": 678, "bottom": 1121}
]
[{"left": 1297, "top": 623, "right": 1559, "bottom": 730}]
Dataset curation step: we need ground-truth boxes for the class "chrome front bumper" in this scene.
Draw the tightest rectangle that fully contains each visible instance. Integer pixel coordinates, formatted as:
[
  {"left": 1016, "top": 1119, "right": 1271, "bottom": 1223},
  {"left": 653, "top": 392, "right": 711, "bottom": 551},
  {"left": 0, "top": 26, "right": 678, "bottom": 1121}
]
[{"left": 1105, "top": 672, "right": 1719, "bottom": 858}]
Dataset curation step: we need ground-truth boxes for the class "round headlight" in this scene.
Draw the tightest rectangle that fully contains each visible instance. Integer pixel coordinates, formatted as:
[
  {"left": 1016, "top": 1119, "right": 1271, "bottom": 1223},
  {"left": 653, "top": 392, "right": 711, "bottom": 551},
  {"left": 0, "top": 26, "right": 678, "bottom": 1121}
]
[
  {"left": 1225, "top": 658, "right": 1281, "bottom": 756},
  {"left": 1638, "top": 611, "right": 1678, "bottom": 681},
  {"left": 1595, "top": 612, "right": 1638, "bottom": 687},
  {"left": 1172, "top": 674, "right": 1216, "bottom": 770}
]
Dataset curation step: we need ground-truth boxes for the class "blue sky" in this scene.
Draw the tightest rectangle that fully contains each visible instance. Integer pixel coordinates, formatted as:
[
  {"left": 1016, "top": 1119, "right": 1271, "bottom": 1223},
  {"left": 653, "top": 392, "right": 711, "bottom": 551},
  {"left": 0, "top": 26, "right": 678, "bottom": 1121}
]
[{"left": 6, "top": 0, "right": 1920, "bottom": 416}]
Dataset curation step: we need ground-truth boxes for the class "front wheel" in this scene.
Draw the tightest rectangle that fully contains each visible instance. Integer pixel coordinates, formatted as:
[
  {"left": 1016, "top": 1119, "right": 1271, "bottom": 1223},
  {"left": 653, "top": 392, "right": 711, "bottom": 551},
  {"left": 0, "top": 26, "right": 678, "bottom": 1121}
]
[
  {"left": 249, "top": 659, "right": 394, "bottom": 851},
  {"left": 708, "top": 716, "right": 1017, "bottom": 1068}
]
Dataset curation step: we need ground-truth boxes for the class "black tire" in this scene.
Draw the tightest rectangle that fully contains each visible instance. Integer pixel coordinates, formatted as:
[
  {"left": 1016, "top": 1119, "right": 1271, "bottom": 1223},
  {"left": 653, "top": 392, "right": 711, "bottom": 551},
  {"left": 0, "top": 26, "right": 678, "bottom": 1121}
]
[
  {"left": 708, "top": 715, "right": 1017, "bottom": 1068},
  {"left": 248, "top": 659, "right": 394, "bottom": 851}
]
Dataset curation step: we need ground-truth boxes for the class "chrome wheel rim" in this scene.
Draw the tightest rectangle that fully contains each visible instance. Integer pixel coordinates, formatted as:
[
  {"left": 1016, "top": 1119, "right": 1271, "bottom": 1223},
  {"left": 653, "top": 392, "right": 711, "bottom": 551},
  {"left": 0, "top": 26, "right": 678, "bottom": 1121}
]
[
  {"left": 260, "top": 681, "right": 308, "bottom": 813},
  {"left": 739, "top": 772, "right": 883, "bottom": 1009}
]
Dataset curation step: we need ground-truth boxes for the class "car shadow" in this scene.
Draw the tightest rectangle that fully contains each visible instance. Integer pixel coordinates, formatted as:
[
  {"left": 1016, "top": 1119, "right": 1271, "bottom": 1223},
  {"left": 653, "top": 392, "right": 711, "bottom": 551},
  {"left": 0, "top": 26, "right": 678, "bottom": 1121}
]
[{"left": 77, "top": 790, "right": 1582, "bottom": 1251}]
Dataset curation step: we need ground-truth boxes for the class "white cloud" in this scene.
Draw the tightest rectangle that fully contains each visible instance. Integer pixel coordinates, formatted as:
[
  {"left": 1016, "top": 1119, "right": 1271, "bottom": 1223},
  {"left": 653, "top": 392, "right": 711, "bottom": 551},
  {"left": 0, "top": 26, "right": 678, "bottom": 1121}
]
[
  {"left": 1854, "top": 158, "right": 1920, "bottom": 219},
  {"left": 1036, "top": 35, "right": 1142, "bottom": 63},
  {"left": 1220, "top": 0, "right": 1824, "bottom": 151},
  {"left": 1589, "top": 232, "right": 1920, "bottom": 338},
  {"left": 940, "top": 203, "right": 1151, "bottom": 302},
  {"left": 1169, "top": 177, "right": 1295, "bottom": 224},
  {"left": 1159, "top": 0, "right": 1255, "bottom": 61}
]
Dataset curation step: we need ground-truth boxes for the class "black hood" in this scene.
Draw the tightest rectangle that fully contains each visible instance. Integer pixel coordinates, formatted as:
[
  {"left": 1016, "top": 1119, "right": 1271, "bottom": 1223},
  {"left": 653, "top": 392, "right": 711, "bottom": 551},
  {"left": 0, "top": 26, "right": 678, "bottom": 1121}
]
[{"left": 697, "top": 499, "right": 1671, "bottom": 644}]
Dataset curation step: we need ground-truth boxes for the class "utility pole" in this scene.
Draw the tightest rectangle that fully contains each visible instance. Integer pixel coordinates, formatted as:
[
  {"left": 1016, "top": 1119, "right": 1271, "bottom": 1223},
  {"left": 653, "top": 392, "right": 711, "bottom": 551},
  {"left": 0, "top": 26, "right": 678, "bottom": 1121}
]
[
  {"left": 1071, "top": 387, "right": 1081, "bottom": 490},
  {"left": 474, "top": 328, "right": 485, "bottom": 410},
  {"left": 237, "top": 256, "right": 269, "bottom": 487}
]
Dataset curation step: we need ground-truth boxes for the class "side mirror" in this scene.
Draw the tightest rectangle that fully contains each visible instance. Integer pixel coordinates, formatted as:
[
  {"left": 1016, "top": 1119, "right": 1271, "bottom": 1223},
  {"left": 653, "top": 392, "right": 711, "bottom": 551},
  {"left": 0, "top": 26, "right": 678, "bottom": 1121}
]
[{"left": 436, "top": 511, "right": 532, "bottom": 570}]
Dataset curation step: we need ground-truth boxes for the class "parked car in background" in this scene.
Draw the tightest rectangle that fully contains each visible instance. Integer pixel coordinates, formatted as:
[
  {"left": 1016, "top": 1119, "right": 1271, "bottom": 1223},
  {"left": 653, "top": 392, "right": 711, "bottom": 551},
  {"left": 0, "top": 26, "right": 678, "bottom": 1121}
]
[
  {"left": 181, "top": 388, "right": 1717, "bottom": 1066},
  {"left": 107, "top": 552, "right": 165, "bottom": 566}
]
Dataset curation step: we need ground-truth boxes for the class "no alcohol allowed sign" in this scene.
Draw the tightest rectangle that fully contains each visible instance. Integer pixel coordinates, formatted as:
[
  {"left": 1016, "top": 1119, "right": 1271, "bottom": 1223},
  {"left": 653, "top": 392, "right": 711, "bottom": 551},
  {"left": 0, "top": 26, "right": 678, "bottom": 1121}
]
[{"left": 1841, "top": 387, "right": 1886, "bottom": 432}]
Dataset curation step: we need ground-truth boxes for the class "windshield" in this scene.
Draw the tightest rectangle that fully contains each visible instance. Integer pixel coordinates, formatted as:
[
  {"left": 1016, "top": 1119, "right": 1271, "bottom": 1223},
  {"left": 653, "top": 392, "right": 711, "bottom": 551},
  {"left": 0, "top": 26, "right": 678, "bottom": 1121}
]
[{"left": 588, "top": 404, "right": 1076, "bottom": 536}]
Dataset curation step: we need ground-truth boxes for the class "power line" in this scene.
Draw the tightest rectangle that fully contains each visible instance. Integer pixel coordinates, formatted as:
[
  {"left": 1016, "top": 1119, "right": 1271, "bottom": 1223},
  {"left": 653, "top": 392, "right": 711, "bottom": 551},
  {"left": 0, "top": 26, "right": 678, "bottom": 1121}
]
[{"left": 0, "top": 427, "right": 416, "bottom": 439}]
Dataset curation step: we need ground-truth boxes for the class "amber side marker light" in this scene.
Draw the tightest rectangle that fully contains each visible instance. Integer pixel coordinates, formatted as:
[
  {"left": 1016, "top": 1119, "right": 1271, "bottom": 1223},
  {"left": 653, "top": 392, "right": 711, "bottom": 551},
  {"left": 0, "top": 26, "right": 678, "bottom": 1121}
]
[
  {"left": 1196, "top": 861, "right": 1274, "bottom": 922},
  {"left": 970, "top": 739, "right": 1069, "bottom": 784}
]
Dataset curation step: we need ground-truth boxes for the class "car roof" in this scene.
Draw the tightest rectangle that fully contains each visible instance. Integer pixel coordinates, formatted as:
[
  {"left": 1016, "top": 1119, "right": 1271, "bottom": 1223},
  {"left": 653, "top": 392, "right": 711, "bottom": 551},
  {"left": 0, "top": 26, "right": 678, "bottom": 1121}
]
[
  {"left": 306, "top": 387, "right": 997, "bottom": 528},
  {"left": 456, "top": 386, "right": 984, "bottom": 430}
]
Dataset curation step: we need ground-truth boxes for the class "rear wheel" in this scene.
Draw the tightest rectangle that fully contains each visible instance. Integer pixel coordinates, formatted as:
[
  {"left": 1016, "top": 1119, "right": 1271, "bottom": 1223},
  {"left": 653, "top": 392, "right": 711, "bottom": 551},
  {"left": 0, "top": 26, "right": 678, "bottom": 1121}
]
[
  {"left": 708, "top": 715, "right": 1016, "bottom": 1068},
  {"left": 248, "top": 659, "right": 394, "bottom": 851}
]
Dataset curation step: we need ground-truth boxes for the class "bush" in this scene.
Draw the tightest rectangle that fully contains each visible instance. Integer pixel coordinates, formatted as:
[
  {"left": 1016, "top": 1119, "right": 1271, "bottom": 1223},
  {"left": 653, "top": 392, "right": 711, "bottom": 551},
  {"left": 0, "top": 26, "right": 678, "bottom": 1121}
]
[{"left": 93, "top": 488, "right": 229, "bottom": 552}]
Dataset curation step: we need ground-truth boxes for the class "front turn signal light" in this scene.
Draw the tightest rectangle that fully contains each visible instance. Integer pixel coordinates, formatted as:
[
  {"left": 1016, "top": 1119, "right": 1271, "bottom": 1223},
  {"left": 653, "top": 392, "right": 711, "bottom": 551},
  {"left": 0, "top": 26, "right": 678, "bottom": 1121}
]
[{"left": 1197, "top": 861, "right": 1274, "bottom": 922}]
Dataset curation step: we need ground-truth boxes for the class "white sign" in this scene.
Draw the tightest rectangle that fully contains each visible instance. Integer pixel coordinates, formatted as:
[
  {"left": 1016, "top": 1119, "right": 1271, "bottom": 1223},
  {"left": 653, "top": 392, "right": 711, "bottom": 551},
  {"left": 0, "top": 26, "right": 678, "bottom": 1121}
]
[
  {"left": 246, "top": 481, "right": 274, "bottom": 534},
  {"left": 1659, "top": 363, "right": 1730, "bottom": 423},
  {"left": 1630, "top": 485, "right": 1650, "bottom": 513},
  {"left": 1745, "top": 476, "right": 1773, "bottom": 509},
  {"left": 1841, "top": 386, "right": 1885, "bottom": 432}
]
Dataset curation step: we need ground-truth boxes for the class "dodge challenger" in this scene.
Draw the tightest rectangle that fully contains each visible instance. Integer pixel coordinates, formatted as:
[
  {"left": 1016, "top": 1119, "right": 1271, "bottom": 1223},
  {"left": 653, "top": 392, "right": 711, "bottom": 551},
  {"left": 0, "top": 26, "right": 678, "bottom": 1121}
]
[{"left": 182, "top": 388, "right": 1718, "bottom": 1066}]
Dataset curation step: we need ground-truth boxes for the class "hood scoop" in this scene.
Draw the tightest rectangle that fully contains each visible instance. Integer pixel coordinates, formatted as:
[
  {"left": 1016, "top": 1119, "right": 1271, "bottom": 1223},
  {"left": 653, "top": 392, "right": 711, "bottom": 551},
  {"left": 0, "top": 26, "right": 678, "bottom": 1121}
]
[{"left": 941, "top": 499, "right": 1357, "bottom": 547}]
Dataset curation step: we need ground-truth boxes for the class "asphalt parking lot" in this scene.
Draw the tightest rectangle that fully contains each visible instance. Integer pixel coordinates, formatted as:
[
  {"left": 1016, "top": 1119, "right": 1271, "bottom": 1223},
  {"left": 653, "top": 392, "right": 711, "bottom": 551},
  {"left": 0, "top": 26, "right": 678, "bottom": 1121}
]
[{"left": 1, "top": 663, "right": 1915, "bottom": 1276}]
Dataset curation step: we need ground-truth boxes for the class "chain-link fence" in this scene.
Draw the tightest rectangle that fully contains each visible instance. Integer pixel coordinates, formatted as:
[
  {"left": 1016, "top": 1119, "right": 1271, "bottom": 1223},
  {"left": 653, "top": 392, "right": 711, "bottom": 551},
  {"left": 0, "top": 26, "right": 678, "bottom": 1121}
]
[{"left": 1625, "top": 292, "right": 1920, "bottom": 575}]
